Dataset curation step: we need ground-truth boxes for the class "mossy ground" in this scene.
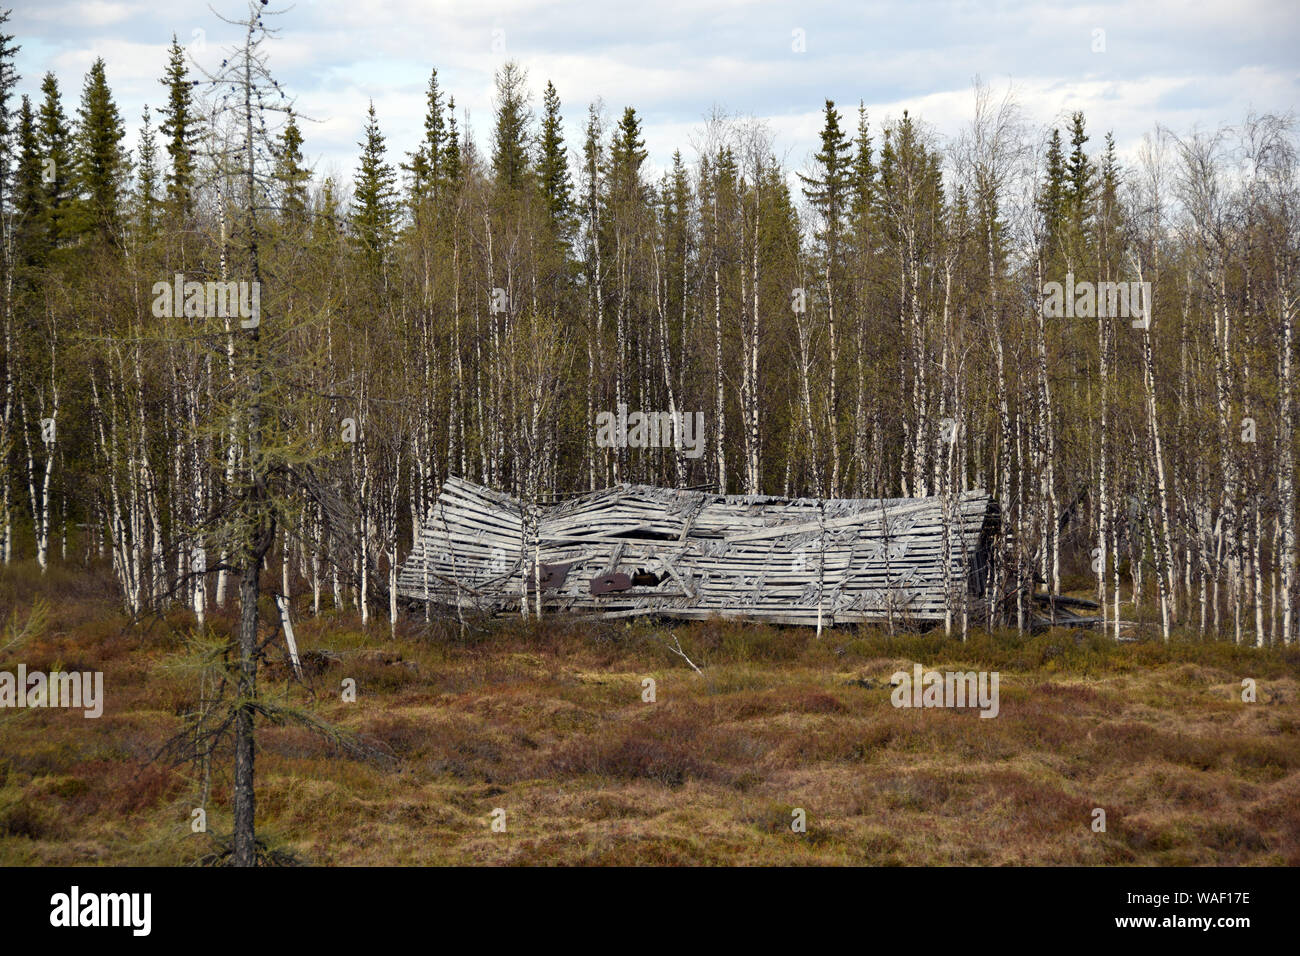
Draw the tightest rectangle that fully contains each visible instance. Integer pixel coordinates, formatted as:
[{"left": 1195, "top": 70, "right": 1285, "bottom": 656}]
[{"left": 1, "top": 560, "right": 1297, "bottom": 865}]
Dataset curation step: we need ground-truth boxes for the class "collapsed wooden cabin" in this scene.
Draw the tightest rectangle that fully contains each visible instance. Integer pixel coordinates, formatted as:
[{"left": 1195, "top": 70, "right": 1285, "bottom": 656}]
[{"left": 396, "top": 478, "right": 1000, "bottom": 627}]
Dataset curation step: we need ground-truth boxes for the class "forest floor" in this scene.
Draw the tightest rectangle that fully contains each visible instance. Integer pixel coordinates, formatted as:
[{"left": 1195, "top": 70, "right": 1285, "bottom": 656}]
[{"left": 1, "top": 560, "right": 1298, "bottom": 866}]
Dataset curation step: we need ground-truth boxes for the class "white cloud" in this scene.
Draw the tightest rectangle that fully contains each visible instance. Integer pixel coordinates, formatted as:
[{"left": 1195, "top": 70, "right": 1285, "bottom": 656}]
[
  {"left": 26, "top": 1, "right": 139, "bottom": 28},
  {"left": 7, "top": 0, "right": 1296, "bottom": 187}
]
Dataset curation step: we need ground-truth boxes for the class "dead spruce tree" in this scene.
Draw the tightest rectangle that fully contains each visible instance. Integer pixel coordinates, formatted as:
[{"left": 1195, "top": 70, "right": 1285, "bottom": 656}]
[
  {"left": 178, "top": 1, "right": 362, "bottom": 866},
  {"left": 199, "top": 0, "right": 283, "bottom": 868},
  {"left": 177, "top": 3, "right": 385, "bottom": 864}
]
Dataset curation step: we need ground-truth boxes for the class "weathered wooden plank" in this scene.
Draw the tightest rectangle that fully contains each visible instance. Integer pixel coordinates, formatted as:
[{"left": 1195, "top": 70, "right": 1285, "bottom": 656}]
[{"left": 397, "top": 478, "right": 999, "bottom": 625}]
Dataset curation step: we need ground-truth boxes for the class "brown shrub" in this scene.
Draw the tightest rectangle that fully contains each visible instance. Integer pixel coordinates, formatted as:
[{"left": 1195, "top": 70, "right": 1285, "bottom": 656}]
[
  {"left": 51, "top": 760, "right": 181, "bottom": 820},
  {"left": 873, "top": 771, "right": 953, "bottom": 812},
  {"left": 550, "top": 715, "right": 725, "bottom": 787},
  {"left": 0, "top": 799, "right": 61, "bottom": 839},
  {"left": 1196, "top": 819, "right": 1269, "bottom": 855}
]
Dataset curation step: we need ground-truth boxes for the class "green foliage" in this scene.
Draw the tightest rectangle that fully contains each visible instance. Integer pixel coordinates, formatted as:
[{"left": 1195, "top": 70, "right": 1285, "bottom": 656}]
[
  {"left": 403, "top": 67, "right": 451, "bottom": 208},
  {"left": 849, "top": 101, "right": 876, "bottom": 243},
  {"left": 799, "top": 99, "right": 852, "bottom": 258},
  {"left": 274, "top": 110, "right": 310, "bottom": 228},
  {"left": 159, "top": 36, "right": 198, "bottom": 214},
  {"left": 134, "top": 106, "right": 160, "bottom": 236},
  {"left": 0, "top": 9, "right": 19, "bottom": 210},
  {"left": 70, "top": 58, "right": 127, "bottom": 241},
  {"left": 12, "top": 95, "right": 45, "bottom": 268},
  {"left": 1038, "top": 127, "right": 1066, "bottom": 253},
  {"left": 0, "top": 596, "right": 49, "bottom": 656},
  {"left": 35, "top": 73, "right": 73, "bottom": 251},
  {"left": 608, "top": 105, "right": 647, "bottom": 202},
  {"left": 537, "top": 80, "right": 573, "bottom": 240},
  {"left": 491, "top": 61, "right": 532, "bottom": 191},
  {"left": 351, "top": 101, "right": 398, "bottom": 272}
]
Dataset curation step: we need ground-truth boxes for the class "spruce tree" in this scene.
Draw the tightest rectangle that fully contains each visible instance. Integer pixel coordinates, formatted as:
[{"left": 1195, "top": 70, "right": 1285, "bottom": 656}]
[
  {"left": 352, "top": 101, "right": 398, "bottom": 272},
  {"left": 310, "top": 175, "right": 341, "bottom": 251},
  {"left": 159, "top": 36, "right": 197, "bottom": 215},
  {"left": 12, "top": 95, "right": 42, "bottom": 262},
  {"left": 423, "top": 68, "right": 446, "bottom": 180},
  {"left": 403, "top": 67, "right": 447, "bottom": 206},
  {"left": 36, "top": 73, "right": 73, "bottom": 251},
  {"left": 1064, "top": 111, "right": 1094, "bottom": 255},
  {"left": 581, "top": 101, "right": 604, "bottom": 273},
  {"left": 664, "top": 148, "right": 691, "bottom": 309},
  {"left": 0, "top": 9, "right": 19, "bottom": 217},
  {"left": 72, "top": 58, "right": 128, "bottom": 241},
  {"left": 135, "top": 106, "right": 160, "bottom": 237},
  {"left": 537, "top": 80, "right": 573, "bottom": 238},
  {"left": 11, "top": 94, "right": 49, "bottom": 277},
  {"left": 1038, "top": 127, "right": 1066, "bottom": 255},
  {"left": 443, "top": 96, "right": 461, "bottom": 183},
  {"left": 850, "top": 102, "right": 875, "bottom": 249},
  {"left": 608, "top": 106, "right": 647, "bottom": 203},
  {"left": 402, "top": 139, "right": 430, "bottom": 205},
  {"left": 491, "top": 61, "right": 532, "bottom": 190},
  {"left": 667, "top": 149, "right": 691, "bottom": 221},
  {"left": 799, "top": 99, "right": 852, "bottom": 260},
  {"left": 274, "top": 109, "right": 310, "bottom": 227},
  {"left": 1066, "top": 112, "right": 1093, "bottom": 206},
  {"left": 581, "top": 102, "right": 603, "bottom": 193},
  {"left": 1096, "top": 131, "right": 1124, "bottom": 269}
]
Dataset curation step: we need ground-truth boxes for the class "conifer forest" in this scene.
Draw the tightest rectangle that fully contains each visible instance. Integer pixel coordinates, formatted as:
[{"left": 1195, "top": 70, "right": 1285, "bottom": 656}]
[{"left": 3, "top": 7, "right": 1296, "bottom": 644}]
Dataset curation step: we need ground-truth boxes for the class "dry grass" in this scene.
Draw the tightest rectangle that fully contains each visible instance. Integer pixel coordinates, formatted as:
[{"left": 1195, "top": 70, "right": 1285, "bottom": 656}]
[{"left": 1, "top": 560, "right": 1298, "bottom": 865}]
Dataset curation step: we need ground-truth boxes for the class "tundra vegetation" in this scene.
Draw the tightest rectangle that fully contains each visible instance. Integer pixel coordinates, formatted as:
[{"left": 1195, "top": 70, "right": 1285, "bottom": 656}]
[{"left": 0, "top": 564, "right": 1297, "bottom": 865}]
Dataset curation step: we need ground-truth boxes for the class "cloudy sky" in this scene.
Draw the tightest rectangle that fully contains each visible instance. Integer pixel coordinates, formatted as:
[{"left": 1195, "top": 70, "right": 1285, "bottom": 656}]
[{"left": 10, "top": 0, "right": 1300, "bottom": 191}]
